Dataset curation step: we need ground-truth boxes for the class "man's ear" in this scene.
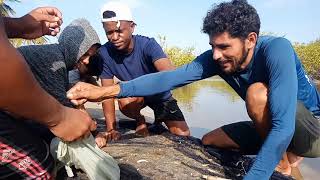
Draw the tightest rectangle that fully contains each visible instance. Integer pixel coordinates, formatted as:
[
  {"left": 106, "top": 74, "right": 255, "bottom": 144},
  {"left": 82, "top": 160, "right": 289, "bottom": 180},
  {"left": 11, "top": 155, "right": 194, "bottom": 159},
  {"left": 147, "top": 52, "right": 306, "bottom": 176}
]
[
  {"left": 246, "top": 32, "right": 258, "bottom": 49},
  {"left": 130, "top": 22, "right": 135, "bottom": 34}
]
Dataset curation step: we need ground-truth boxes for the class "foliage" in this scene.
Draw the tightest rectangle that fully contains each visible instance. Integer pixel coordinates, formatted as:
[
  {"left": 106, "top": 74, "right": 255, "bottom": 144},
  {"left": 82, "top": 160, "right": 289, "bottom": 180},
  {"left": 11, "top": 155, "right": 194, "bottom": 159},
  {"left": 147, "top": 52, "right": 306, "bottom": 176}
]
[
  {"left": 0, "top": 0, "right": 48, "bottom": 47},
  {"left": 0, "top": 0, "right": 17, "bottom": 16},
  {"left": 9, "top": 37, "right": 49, "bottom": 47},
  {"left": 260, "top": 32, "right": 320, "bottom": 80},
  {"left": 158, "top": 35, "right": 195, "bottom": 67},
  {"left": 294, "top": 39, "right": 320, "bottom": 79}
]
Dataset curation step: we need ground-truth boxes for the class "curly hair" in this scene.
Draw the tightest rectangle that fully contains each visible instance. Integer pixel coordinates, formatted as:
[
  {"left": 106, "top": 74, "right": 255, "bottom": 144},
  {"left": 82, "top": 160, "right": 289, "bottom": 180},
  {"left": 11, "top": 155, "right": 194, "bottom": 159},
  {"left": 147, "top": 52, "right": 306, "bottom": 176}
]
[{"left": 202, "top": 0, "right": 260, "bottom": 39}]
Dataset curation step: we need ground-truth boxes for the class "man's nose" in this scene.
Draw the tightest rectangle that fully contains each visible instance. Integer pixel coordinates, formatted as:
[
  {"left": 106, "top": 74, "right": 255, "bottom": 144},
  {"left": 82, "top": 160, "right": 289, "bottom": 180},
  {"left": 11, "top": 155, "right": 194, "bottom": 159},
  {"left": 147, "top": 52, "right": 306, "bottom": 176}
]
[
  {"left": 111, "top": 32, "right": 119, "bottom": 41},
  {"left": 82, "top": 58, "right": 90, "bottom": 65},
  {"left": 213, "top": 48, "right": 223, "bottom": 61}
]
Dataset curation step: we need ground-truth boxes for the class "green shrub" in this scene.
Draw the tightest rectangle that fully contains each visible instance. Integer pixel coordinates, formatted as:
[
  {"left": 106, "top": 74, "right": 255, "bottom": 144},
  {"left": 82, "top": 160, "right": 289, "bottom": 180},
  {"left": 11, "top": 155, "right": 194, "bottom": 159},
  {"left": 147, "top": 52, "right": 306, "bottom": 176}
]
[
  {"left": 294, "top": 40, "right": 320, "bottom": 79},
  {"left": 158, "top": 35, "right": 196, "bottom": 67},
  {"left": 165, "top": 46, "right": 195, "bottom": 67}
]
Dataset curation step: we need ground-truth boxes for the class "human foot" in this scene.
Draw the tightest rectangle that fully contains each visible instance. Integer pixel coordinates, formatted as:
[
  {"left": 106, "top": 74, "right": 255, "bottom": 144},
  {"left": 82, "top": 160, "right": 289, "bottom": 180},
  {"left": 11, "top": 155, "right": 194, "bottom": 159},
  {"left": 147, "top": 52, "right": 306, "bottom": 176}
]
[
  {"left": 275, "top": 153, "right": 292, "bottom": 176},
  {"left": 135, "top": 123, "right": 149, "bottom": 137},
  {"left": 287, "top": 152, "right": 304, "bottom": 168}
]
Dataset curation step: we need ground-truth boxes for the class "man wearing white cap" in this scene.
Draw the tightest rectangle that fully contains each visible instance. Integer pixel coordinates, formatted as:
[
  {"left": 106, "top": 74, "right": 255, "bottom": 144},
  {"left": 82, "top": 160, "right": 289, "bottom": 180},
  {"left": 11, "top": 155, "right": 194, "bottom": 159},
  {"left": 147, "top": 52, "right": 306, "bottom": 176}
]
[{"left": 95, "top": 1, "right": 190, "bottom": 147}]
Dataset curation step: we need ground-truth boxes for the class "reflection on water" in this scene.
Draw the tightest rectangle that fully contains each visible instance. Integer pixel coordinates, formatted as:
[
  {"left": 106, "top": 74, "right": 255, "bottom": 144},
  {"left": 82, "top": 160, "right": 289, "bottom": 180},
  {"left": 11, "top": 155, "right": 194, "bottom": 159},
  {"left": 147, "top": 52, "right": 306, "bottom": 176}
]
[
  {"left": 172, "top": 77, "right": 249, "bottom": 137},
  {"left": 172, "top": 77, "right": 320, "bottom": 179},
  {"left": 173, "top": 76, "right": 240, "bottom": 112}
]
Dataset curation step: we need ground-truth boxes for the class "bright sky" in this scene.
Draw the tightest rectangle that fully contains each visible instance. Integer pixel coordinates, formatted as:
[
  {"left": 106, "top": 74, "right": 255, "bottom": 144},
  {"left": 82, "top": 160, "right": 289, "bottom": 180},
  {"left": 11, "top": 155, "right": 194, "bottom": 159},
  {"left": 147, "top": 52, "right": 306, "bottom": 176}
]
[{"left": 8, "top": 0, "right": 320, "bottom": 54}]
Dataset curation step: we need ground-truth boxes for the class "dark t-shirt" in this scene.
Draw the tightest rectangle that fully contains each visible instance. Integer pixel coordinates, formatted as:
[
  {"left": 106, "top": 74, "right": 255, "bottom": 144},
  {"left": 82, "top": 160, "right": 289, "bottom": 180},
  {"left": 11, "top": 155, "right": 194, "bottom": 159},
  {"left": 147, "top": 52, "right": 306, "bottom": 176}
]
[{"left": 99, "top": 35, "right": 171, "bottom": 103}]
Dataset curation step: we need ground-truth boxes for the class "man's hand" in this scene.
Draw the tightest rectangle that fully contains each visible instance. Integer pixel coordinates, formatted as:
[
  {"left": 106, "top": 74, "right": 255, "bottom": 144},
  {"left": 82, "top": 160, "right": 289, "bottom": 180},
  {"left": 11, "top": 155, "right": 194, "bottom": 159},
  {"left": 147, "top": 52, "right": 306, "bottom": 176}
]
[
  {"left": 17, "top": 7, "right": 62, "bottom": 39},
  {"left": 106, "top": 129, "right": 121, "bottom": 142},
  {"left": 67, "top": 82, "right": 120, "bottom": 106},
  {"left": 95, "top": 132, "right": 107, "bottom": 148},
  {"left": 49, "top": 106, "right": 96, "bottom": 142},
  {"left": 95, "top": 130, "right": 121, "bottom": 148}
]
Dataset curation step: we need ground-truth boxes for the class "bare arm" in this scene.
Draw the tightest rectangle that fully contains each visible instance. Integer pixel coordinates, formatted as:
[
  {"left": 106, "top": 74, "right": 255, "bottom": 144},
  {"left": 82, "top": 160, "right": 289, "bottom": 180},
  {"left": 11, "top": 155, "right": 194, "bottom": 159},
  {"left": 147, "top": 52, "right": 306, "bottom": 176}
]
[
  {"left": 153, "top": 57, "right": 176, "bottom": 71},
  {"left": 0, "top": 18, "right": 63, "bottom": 125},
  {"left": 101, "top": 79, "right": 117, "bottom": 132},
  {"left": 3, "top": 7, "right": 62, "bottom": 39},
  {"left": 0, "top": 13, "right": 95, "bottom": 142}
]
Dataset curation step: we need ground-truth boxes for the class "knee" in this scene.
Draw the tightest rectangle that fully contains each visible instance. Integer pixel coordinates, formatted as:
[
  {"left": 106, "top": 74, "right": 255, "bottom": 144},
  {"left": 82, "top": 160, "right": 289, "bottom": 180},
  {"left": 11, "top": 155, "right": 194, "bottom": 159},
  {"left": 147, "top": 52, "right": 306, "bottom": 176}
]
[
  {"left": 201, "top": 128, "right": 240, "bottom": 149},
  {"left": 119, "top": 107, "right": 141, "bottom": 119},
  {"left": 119, "top": 107, "right": 137, "bottom": 118},
  {"left": 166, "top": 121, "right": 190, "bottom": 136},
  {"left": 201, "top": 130, "right": 218, "bottom": 146},
  {"left": 246, "top": 82, "right": 268, "bottom": 106},
  {"left": 202, "top": 134, "right": 211, "bottom": 145},
  {"left": 246, "top": 82, "right": 268, "bottom": 119},
  {"left": 118, "top": 97, "right": 144, "bottom": 118},
  {"left": 168, "top": 126, "right": 190, "bottom": 136},
  {"left": 176, "top": 129, "right": 190, "bottom": 136}
]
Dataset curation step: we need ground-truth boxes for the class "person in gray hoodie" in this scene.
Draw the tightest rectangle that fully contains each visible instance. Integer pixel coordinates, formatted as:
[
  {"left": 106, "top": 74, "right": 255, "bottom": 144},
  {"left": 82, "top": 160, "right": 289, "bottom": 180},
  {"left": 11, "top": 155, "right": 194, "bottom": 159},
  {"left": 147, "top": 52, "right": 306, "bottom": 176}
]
[
  {"left": 18, "top": 18, "right": 102, "bottom": 108},
  {"left": 15, "top": 18, "right": 102, "bottom": 144},
  {"left": 0, "top": 10, "right": 97, "bottom": 178}
]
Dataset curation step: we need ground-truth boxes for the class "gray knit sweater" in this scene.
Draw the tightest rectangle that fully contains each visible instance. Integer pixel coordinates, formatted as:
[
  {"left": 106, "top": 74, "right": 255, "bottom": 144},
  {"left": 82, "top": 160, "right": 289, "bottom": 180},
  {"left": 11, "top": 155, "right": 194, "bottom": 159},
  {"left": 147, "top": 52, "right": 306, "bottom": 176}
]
[{"left": 18, "top": 18, "right": 100, "bottom": 107}]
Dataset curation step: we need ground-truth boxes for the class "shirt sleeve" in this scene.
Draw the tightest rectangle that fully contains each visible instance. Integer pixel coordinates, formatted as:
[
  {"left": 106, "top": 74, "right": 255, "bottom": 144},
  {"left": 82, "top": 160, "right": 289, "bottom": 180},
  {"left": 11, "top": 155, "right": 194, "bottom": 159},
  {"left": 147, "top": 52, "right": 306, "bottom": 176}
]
[
  {"left": 118, "top": 50, "right": 219, "bottom": 98},
  {"left": 143, "top": 38, "right": 167, "bottom": 63},
  {"left": 245, "top": 38, "right": 297, "bottom": 179},
  {"left": 99, "top": 48, "right": 114, "bottom": 79}
]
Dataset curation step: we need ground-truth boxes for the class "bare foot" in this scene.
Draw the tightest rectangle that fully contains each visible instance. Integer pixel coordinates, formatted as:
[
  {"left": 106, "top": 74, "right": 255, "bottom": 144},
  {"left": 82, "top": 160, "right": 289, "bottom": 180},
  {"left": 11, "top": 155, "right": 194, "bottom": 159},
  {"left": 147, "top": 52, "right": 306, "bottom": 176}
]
[
  {"left": 287, "top": 152, "right": 304, "bottom": 167},
  {"left": 288, "top": 152, "right": 304, "bottom": 180},
  {"left": 135, "top": 123, "right": 149, "bottom": 137},
  {"left": 275, "top": 153, "right": 292, "bottom": 176}
]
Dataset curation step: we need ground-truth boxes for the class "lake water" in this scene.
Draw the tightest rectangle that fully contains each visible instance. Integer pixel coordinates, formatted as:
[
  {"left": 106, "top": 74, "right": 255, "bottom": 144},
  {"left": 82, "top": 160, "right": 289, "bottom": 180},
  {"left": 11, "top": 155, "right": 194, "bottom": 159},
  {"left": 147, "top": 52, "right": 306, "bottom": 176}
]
[{"left": 172, "top": 77, "right": 320, "bottom": 180}]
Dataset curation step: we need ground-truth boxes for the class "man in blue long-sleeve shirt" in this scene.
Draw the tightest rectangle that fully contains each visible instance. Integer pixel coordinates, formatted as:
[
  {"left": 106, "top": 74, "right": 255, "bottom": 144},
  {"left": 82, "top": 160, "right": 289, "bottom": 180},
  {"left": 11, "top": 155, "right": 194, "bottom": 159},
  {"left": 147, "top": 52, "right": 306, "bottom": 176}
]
[{"left": 67, "top": 0, "right": 320, "bottom": 179}]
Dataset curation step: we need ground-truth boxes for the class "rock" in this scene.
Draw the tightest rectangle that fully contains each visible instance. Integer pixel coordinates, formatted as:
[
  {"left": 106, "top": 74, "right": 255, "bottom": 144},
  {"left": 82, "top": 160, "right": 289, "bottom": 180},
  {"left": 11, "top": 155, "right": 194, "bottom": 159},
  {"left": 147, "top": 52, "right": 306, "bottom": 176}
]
[
  {"left": 100, "top": 120, "right": 293, "bottom": 180},
  {"left": 61, "top": 103, "right": 293, "bottom": 180}
]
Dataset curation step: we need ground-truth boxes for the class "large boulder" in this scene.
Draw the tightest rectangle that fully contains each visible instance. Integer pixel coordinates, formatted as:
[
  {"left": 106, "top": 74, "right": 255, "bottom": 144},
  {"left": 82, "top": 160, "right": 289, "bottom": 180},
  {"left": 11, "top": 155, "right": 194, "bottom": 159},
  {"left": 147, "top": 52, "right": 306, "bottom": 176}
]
[{"left": 101, "top": 120, "right": 293, "bottom": 180}]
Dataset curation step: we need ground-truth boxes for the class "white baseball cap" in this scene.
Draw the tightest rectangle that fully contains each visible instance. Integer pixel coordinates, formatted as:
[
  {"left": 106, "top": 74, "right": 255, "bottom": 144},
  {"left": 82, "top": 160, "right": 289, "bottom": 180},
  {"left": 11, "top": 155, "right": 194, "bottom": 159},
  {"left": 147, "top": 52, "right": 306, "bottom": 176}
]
[{"left": 100, "top": 2, "right": 134, "bottom": 23}]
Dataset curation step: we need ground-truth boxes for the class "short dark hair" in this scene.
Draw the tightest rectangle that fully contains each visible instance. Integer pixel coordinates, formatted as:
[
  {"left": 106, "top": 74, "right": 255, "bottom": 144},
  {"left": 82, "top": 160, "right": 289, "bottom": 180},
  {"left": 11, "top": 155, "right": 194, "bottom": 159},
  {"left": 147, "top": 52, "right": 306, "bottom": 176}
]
[{"left": 202, "top": 0, "right": 260, "bottom": 39}]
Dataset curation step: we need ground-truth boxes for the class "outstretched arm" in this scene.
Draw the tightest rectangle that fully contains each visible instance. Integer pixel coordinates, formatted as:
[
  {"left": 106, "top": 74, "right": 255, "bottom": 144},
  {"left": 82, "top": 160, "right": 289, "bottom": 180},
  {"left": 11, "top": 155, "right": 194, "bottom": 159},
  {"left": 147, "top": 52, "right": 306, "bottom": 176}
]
[
  {"left": 101, "top": 79, "right": 121, "bottom": 144},
  {"left": 119, "top": 50, "right": 217, "bottom": 98},
  {"left": 67, "top": 50, "right": 218, "bottom": 104}
]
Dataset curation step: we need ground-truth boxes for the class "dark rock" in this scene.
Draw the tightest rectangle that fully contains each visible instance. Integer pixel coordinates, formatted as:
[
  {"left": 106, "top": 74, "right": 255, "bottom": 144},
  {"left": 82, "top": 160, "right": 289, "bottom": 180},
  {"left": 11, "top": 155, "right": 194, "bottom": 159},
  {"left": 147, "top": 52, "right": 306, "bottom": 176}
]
[
  {"left": 101, "top": 120, "right": 294, "bottom": 180},
  {"left": 65, "top": 107, "right": 294, "bottom": 180}
]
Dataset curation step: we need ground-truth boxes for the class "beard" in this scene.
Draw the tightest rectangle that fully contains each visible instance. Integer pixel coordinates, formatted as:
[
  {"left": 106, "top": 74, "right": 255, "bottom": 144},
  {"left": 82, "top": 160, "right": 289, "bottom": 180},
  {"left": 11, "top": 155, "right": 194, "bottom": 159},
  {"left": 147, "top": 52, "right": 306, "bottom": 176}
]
[
  {"left": 235, "top": 46, "right": 249, "bottom": 72},
  {"left": 221, "top": 46, "right": 249, "bottom": 74}
]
